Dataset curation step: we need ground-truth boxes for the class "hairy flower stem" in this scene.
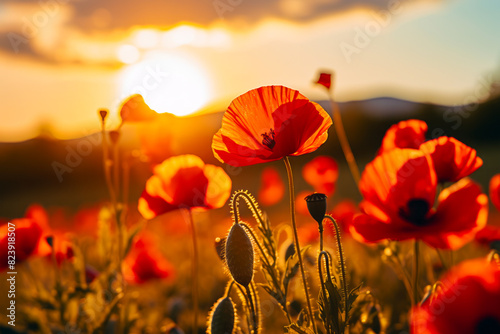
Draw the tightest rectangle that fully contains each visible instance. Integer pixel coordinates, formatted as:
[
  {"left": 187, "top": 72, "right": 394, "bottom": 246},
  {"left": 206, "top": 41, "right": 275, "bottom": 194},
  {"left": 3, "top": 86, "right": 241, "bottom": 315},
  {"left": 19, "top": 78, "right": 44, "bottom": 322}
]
[
  {"left": 245, "top": 285, "right": 258, "bottom": 333},
  {"left": 328, "top": 94, "right": 361, "bottom": 188},
  {"left": 324, "top": 215, "right": 348, "bottom": 330},
  {"left": 188, "top": 209, "right": 199, "bottom": 333},
  {"left": 319, "top": 223, "right": 324, "bottom": 253},
  {"left": 283, "top": 157, "right": 317, "bottom": 334},
  {"left": 413, "top": 241, "right": 420, "bottom": 306},
  {"left": 318, "top": 251, "right": 333, "bottom": 333}
]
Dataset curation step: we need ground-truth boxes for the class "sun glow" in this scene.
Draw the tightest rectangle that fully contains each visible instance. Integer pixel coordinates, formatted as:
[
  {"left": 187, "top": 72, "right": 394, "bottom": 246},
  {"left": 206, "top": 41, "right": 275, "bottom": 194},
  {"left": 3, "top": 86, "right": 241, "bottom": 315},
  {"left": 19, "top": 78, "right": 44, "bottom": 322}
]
[{"left": 118, "top": 52, "right": 212, "bottom": 117}]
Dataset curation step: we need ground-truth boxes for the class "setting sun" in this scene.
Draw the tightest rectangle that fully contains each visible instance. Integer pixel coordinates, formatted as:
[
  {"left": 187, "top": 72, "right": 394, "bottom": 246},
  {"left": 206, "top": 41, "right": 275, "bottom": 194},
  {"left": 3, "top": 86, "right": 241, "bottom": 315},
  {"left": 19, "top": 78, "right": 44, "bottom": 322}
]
[{"left": 118, "top": 51, "right": 212, "bottom": 116}]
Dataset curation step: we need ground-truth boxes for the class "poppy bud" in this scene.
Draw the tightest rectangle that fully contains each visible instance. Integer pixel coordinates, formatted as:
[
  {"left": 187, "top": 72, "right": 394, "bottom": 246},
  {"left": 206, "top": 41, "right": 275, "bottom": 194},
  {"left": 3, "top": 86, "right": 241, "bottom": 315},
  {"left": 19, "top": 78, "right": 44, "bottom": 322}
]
[
  {"left": 304, "top": 193, "right": 327, "bottom": 226},
  {"left": 99, "top": 109, "right": 108, "bottom": 123},
  {"left": 225, "top": 223, "right": 254, "bottom": 287},
  {"left": 208, "top": 296, "right": 236, "bottom": 334}
]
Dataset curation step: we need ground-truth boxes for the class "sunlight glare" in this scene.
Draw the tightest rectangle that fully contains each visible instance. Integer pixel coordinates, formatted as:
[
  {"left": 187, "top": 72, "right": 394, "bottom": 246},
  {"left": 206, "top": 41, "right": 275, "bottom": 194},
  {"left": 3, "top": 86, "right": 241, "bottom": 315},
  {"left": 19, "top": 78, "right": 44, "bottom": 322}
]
[
  {"left": 118, "top": 52, "right": 212, "bottom": 117},
  {"left": 117, "top": 44, "right": 140, "bottom": 64}
]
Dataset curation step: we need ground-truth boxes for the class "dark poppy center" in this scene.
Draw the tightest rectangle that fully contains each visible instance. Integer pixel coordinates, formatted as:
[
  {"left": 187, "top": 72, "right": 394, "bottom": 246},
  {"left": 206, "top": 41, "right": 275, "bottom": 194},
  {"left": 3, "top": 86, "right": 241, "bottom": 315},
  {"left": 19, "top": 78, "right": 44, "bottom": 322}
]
[
  {"left": 399, "top": 199, "right": 430, "bottom": 226},
  {"left": 261, "top": 128, "right": 276, "bottom": 150},
  {"left": 476, "top": 316, "right": 500, "bottom": 334}
]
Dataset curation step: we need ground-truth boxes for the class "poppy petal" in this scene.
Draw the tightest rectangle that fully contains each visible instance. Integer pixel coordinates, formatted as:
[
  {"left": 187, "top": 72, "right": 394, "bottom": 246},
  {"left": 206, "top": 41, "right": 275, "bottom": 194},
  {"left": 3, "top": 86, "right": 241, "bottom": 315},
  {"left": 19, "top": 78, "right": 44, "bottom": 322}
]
[
  {"left": 212, "top": 86, "right": 332, "bottom": 167},
  {"left": 379, "top": 119, "right": 427, "bottom": 154},
  {"left": 411, "top": 259, "right": 500, "bottom": 334},
  {"left": 489, "top": 174, "right": 500, "bottom": 212},
  {"left": 360, "top": 148, "right": 437, "bottom": 219},
  {"left": 419, "top": 136, "right": 482, "bottom": 182},
  {"left": 315, "top": 72, "right": 332, "bottom": 90},
  {"left": 203, "top": 164, "right": 232, "bottom": 209},
  {"left": 138, "top": 155, "right": 231, "bottom": 219},
  {"left": 120, "top": 94, "right": 158, "bottom": 123},
  {"left": 422, "top": 178, "right": 488, "bottom": 249}
]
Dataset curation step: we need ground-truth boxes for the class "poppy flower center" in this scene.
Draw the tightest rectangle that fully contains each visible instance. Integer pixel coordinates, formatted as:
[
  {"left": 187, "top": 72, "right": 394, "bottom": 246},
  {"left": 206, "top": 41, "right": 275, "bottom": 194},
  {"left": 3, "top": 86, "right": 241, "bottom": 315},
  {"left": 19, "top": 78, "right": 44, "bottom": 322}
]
[
  {"left": 476, "top": 316, "right": 500, "bottom": 334},
  {"left": 261, "top": 128, "right": 276, "bottom": 150},
  {"left": 399, "top": 199, "right": 430, "bottom": 226}
]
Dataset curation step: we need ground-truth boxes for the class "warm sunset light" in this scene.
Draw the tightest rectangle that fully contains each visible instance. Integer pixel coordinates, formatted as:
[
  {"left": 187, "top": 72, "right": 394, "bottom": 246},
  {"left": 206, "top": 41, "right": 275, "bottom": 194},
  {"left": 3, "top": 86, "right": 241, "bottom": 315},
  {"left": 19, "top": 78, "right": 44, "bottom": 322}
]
[{"left": 118, "top": 51, "right": 212, "bottom": 116}]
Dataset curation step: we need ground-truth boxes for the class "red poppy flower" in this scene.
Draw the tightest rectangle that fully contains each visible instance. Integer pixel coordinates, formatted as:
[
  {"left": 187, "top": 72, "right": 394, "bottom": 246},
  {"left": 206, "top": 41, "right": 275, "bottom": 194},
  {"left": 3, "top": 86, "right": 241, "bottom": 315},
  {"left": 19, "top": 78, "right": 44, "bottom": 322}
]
[
  {"left": 490, "top": 174, "right": 500, "bottom": 212},
  {"left": 212, "top": 86, "right": 333, "bottom": 167},
  {"left": 419, "top": 136, "right": 482, "bottom": 183},
  {"left": 379, "top": 119, "right": 428, "bottom": 154},
  {"left": 258, "top": 167, "right": 285, "bottom": 206},
  {"left": 350, "top": 148, "right": 488, "bottom": 249},
  {"left": 138, "top": 155, "right": 232, "bottom": 220},
  {"left": 120, "top": 94, "right": 158, "bottom": 123},
  {"left": 314, "top": 72, "right": 332, "bottom": 90},
  {"left": 302, "top": 155, "right": 338, "bottom": 195},
  {"left": 24, "top": 204, "right": 75, "bottom": 265},
  {"left": 411, "top": 259, "right": 500, "bottom": 334},
  {"left": 48, "top": 233, "right": 75, "bottom": 266},
  {"left": 475, "top": 225, "right": 500, "bottom": 247},
  {"left": 123, "top": 235, "right": 174, "bottom": 284},
  {"left": 0, "top": 218, "right": 51, "bottom": 271}
]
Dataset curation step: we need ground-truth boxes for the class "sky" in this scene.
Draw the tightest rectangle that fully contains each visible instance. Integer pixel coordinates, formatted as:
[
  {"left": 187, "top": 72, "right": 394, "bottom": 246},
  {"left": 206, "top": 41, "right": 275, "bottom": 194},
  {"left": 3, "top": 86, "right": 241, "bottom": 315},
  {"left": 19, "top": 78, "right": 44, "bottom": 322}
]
[{"left": 0, "top": 0, "right": 499, "bottom": 141}]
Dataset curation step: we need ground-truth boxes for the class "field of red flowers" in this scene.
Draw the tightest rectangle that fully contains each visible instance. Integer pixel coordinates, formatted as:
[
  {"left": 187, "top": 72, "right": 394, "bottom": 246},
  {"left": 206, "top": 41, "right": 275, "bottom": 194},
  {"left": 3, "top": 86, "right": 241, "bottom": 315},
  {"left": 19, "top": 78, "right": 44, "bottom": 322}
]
[{"left": 1, "top": 76, "right": 500, "bottom": 334}]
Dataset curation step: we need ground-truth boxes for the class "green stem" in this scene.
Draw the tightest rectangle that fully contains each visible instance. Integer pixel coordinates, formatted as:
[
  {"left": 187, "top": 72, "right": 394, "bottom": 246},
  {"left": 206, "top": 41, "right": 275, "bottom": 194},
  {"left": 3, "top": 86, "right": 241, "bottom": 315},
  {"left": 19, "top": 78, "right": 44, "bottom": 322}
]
[
  {"left": 413, "top": 241, "right": 420, "bottom": 306},
  {"left": 328, "top": 95, "right": 361, "bottom": 188},
  {"left": 324, "top": 215, "right": 348, "bottom": 330},
  {"left": 189, "top": 210, "right": 199, "bottom": 333},
  {"left": 317, "top": 251, "right": 332, "bottom": 334},
  {"left": 245, "top": 285, "right": 258, "bottom": 334},
  {"left": 283, "top": 157, "right": 317, "bottom": 334},
  {"left": 391, "top": 252, "right": 415, "bottom": 306}
]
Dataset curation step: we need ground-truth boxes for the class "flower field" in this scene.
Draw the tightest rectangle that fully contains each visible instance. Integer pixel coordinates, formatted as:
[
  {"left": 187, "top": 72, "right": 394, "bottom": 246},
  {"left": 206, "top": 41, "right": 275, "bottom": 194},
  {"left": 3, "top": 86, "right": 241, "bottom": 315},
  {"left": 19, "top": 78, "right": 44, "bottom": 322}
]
[{"left": 1, "top": 76, "right": 500, "bottom": 334}]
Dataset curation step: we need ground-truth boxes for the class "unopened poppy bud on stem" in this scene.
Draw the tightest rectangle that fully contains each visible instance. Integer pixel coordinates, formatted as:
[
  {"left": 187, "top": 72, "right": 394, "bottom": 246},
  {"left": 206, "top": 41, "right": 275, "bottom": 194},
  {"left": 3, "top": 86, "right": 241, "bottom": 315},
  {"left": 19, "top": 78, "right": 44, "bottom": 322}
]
[
  {"left": 99, "top": 109, "right": 108, "bottom": 123},
  {"left": 305, "top": 193, "right": 327, "bottom": 227},
  {"left": 225, "top": 223, "right": 254, "bottom": 287}
]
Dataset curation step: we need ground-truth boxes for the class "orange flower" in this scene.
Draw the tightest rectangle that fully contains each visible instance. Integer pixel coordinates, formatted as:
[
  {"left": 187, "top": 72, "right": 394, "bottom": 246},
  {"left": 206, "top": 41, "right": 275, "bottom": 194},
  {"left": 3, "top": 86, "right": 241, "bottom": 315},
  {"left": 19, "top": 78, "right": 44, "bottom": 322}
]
[
  {"left": 120, "top": 94, "right": 158, "bottom": 123},
  {"left": 350, "top": 149, "right": 488, "bottom": 249},
  {"left": 138, "top": 155, "right": 232, "bottom": 219},
  {"left": 302, "top": 155, "right": 338, "bottom": 195},
  {"left": 419, "top": 136, "right": 482, "bottom": 183},
  {"left": 24, "top": 204, "right": 75, "bottom": 265},
  {"left": 258, "top": 167, "right": 285, "bottom": 206},
  {"left": 212, "top": 86, "right": 332, "bottom": 167},
  {"left": 379, "top": 119, "right": 428, "bottom": 154},
  {"left": 0, "top": 218, "right": 51, "bottom": 271},
  {"left": 123, "top": 235, "right": 174, "bottom": 284},
  {"left": 490, "top": 174, "right": 500, "bottom": 212},
  {"left": 411, "top": 259, "right": 500, "bottom": 334},
  {"left": 314, "top": 72, "right": 333, "bottom": 90}
]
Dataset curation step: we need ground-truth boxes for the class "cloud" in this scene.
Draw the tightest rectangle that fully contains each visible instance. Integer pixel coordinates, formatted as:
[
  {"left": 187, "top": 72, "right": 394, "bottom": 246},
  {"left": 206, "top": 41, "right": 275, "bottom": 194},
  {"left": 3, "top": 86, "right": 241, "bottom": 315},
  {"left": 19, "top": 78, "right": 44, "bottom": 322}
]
[
  {"left": 3, "top": 0, "right": 431, "bottom": 31},
  {"left": 0, "top": 0, "right": 437, "bottom": 64}
]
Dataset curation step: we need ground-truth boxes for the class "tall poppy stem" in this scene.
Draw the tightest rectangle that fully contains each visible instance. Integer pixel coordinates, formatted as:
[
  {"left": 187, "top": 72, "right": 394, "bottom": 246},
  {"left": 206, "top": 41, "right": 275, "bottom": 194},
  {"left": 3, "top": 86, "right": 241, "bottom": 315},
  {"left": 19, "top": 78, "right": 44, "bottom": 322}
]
[
  {"left": 324, "top": 215, "right": 348, "bottom": 331},
  {"left": 188, "top": 209, "right": 199, "bottom": 333},
  {"left": 328, "top": 95, "right": 361, "bottom": 187},
  {"left": 413, "top": 240, "right": 420, "bottom": 306},
  {"left": 283, "top": 157, "right": 317, "bottom": 334}
]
